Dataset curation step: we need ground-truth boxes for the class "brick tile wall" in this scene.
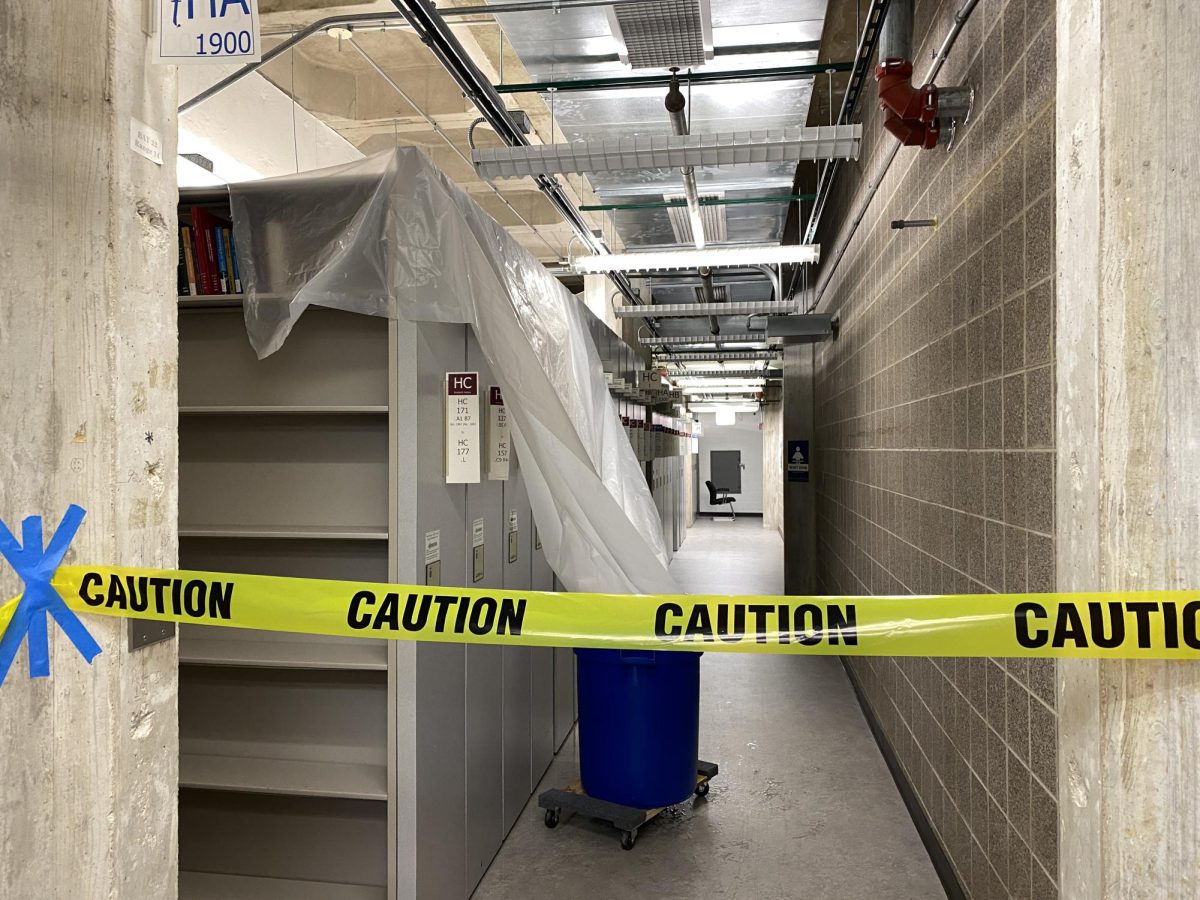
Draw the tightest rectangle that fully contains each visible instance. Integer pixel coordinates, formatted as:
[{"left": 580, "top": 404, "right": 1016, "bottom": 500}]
[{"left": 810, "top": 0, "right": 1056, "bottom": 896}]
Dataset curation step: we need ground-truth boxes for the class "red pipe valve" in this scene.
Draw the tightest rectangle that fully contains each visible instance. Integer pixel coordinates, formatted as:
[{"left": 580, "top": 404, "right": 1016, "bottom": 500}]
[{"left": 875, "top": 57, "right": 941, "bottom": 148}]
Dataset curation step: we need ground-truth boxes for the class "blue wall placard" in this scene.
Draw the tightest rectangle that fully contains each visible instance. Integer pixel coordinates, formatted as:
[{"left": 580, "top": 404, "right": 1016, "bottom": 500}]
[{"left": 787, "top": 440, "right": 810, "bottom": 483}]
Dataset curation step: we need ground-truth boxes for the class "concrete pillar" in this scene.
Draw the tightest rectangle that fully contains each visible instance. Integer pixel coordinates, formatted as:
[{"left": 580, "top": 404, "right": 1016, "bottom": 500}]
[
  {"left": 783, "top": 345, "right": 816, "bottom": 594},
  {"left": 1056, "top": 0, "right": 1200, "bottom": 896},
  {"left": 0, "top": 1, "right": 178, "bottom": 897}
]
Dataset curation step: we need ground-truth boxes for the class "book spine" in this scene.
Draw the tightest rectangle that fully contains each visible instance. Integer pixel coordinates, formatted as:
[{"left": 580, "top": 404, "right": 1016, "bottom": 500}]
[
  {"left": 177, "top": 229, "right": 190, "bottom": 296},
  {"left": 214, "top": 226, "right": 228, "bottom": 294},
  {"left": 229, "top": 231, "right": 242, "bottom": 293},
  {"left": 181, "top": 227, "right": 198, "bottom": 295},
  {"left": 222, "top": 228, "right": 240, "bottom": 294},
  {"left": 190, "top": 208, "right": 214, "bottom": 294}
]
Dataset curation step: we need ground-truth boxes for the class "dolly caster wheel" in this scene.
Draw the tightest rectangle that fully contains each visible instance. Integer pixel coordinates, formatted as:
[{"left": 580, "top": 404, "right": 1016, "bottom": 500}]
[
  {"left": 544, "top": 809, "right": 560, "bottom": 829},
  {"left": 620, "top": 829, "right": 637, "bottom": 851},
  {"left": 694, "top": 781, "right": 709, "bottom": 798}
]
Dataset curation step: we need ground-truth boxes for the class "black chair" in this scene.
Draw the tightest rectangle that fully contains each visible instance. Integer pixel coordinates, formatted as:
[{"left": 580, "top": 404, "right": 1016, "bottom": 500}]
[{"left": 705, "top": 480, "right": 736, "bottom": 520}]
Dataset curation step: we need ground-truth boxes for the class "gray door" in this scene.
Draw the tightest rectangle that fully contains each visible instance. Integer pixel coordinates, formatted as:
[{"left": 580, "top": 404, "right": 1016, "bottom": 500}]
[{"left": 710, "top": 449, "right": 742, "bottom": 493}]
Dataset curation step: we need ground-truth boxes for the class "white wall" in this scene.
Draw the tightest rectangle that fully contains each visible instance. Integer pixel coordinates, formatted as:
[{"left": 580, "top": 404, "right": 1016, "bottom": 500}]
[
  {"left": 177, "top": 65, "right": 362, "bottom": 186},
  {"left": 696, "top": 411, "right": 764, "bottom": 514}
]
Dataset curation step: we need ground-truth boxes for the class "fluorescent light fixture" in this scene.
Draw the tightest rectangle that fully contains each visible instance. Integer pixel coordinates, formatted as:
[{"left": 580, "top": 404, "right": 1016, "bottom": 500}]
[
  {"left": 615, "top": 301, "right": 799, "bottom": 318},
  {"left": 472, "top": 124, "right": 862, "bottom": 179},
  {"left": 575, "top": 244, "right": 820, "bottom": 274},
  {"left": 681, "top": 387, "right": 760, "bottom": 395},
  {"left": 640, "top": 333, "right": 765, "bottom": 345},
  {"left": 656, "top": 351, "right": 781, "bottom": 362},
  {"left": 675, "top": 378, "right": 766, "bottom": 389},
  {"left": 714, "top": 408, "right": 737, "bottom": 426},
  {"left": 665, "top": 368, "right": 781, "bottom": 378}
]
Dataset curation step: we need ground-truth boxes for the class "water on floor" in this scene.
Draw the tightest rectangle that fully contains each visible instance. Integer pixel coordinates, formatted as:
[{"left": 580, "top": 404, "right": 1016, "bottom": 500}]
[{"left": 474, "top": 518, "right": 944, "bottom": 899}]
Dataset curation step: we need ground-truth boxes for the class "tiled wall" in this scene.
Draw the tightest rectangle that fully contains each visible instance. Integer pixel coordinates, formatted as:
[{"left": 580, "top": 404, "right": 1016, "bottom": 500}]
[{"left": 809, "top": 0, "right": 1056, "bottom": 896}]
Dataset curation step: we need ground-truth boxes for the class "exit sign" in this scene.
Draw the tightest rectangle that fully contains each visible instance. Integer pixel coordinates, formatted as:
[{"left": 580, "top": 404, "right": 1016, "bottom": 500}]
[{"left": 155, "top": 0, "right": 262, "bottom": 64}]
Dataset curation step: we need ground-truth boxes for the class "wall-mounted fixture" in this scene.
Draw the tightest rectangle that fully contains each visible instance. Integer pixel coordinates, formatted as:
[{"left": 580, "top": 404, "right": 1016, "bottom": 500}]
[
  {"left": 746, "top": 313, "right": 837, "bottom": 344},
  {"left": 890, "top": 218, "right": 938, "bottom": 229},
  {"left": 573, "top": 244, "right": 820, "bottom": 274}
]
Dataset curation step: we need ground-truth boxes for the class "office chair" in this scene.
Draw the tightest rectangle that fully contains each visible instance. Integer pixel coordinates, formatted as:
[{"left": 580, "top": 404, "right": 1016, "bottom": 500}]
[{"left": 705, "top": 480, "right": 736, "bottom": 520}]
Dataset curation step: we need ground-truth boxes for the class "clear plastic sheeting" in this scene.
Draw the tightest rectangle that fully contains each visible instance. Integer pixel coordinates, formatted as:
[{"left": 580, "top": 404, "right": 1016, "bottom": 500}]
[{"left": 228, "top": 148, "right": 677, "bottom": 596}]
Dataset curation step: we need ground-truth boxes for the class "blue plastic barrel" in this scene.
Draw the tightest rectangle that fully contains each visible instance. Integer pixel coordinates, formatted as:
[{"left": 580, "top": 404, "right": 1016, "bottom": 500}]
[{"left": 574, "top": 648, "right": 700, "bottom": 809}]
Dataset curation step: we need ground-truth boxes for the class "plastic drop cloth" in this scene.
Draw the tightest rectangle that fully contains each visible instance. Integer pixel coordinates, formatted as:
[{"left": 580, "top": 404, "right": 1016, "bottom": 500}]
[{"left": 228, "top": 148, "right": 678, "bottom": 596}]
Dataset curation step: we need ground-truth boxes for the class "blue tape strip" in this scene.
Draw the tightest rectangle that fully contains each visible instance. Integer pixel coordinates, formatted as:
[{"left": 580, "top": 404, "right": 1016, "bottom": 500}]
[{"left": 0, "top": 505, "right": 101, "bottom": 685}]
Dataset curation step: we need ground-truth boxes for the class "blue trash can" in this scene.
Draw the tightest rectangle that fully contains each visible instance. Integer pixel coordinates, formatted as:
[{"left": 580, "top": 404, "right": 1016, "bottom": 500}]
[{"left": 574, "top": 648, "right": 700, "bottom": 809}]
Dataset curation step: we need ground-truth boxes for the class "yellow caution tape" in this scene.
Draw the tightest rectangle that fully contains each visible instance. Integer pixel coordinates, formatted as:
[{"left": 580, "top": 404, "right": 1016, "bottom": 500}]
[{"left": 1, "top": 564, "right": 1196, "bottom": 659}]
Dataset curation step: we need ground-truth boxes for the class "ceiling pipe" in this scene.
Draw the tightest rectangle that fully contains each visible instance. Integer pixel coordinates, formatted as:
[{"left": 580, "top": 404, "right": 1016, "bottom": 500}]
[
  {"left": 495, "top": 61, "right": 854, "bottom": 94},
  {"left": 665, "top": 69, "right": 721, "bottom": 336},
  {"left": 809, "top": 0, "right": 981, "bottom": 313}
]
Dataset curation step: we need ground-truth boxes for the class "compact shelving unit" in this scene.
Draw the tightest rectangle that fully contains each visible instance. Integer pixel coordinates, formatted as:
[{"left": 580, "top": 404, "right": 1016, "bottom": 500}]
[{"left": 176, "top": 189, "right": 687, "bottom": 898}]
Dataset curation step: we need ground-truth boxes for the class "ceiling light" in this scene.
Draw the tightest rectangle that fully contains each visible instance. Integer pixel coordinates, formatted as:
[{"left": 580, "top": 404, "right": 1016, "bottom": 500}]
[
  {"left": 675, "top": 378, "right": 766, "bottom": 388},
  {"left": 656, "top": 351, "right": 781, "bottom": 362},
  {"left": 681, "top": 386, "right": 761, "bottom": 394},
  {"left": 616, "top": 301, "right": 799, "bottom": 318},
  {"left": 575, "top": 244, "right": 820, "bottom": 274},
  {"left": 713, "top": 408, "right": 738, "bottom": 425},
  {"left": 640, "top": 333, "right": 765, "bottom": 345},
  {"left": 664, "top": 368, "right": 781, "bottom": 378},
  {"left": 472, "top": 124, "right": 862, "bottom": 179},
  {"left": 326, "top": 26, "right": 354, "bottom": 40}
]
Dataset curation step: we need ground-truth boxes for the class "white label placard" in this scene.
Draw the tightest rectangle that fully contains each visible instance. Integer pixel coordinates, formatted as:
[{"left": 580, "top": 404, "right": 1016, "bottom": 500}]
[
  {"left": 155, "top": 0, "right": 262, "bottom": 64},
  {"left": 487, "top": 385, "right": 511, "bottom": 481},
  {"left": 508, "top": 510, "right": 518, "bottom": 534},
  {"left": 130, "top": 118, "right": 163, "bottom": 165},
  {"left": 445, "top": 372, "right": 481, "bottom": 484},
  {"left": 472, "top": 518, "right": 485, "bottom": 548},
  {"left": 424, "top": 530, "right": 441, "bottom": 565}
]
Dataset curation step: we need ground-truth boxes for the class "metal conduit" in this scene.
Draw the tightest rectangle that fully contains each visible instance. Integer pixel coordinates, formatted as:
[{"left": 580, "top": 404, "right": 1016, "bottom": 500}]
[
  {"left": 809, "top": 0, "right": 981, "bottom": 313},
  {"left": 665, "top": 70, "right": 721, "bottom": 335}
]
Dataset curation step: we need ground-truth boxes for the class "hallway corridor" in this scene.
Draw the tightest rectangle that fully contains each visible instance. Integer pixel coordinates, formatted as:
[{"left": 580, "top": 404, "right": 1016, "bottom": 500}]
[{"left": 474, "top": 519, "right": 944, "bottom": 899}]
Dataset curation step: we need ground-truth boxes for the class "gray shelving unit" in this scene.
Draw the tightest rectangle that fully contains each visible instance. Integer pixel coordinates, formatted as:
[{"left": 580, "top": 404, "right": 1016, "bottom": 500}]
[{"left": 177, "top": 192, "right": 685, "bottom": 898}]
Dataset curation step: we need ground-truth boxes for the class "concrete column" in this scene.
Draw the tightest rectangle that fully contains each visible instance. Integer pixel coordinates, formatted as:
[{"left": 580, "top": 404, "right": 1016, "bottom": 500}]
[
  {"left": 1056, "top": 0, "right": 1200, "bottom": 896},
  {"left": 783, "top": 345, "right": 816, "bottom": 594},
  {"left": 0, "top": 1, "right": 178, "bottom": 897}
]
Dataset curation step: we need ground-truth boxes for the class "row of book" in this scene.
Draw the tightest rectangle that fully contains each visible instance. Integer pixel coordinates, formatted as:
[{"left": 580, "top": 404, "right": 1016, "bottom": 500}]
[{"left": 178, "top": 206, "right": 242, "bottom": 296}]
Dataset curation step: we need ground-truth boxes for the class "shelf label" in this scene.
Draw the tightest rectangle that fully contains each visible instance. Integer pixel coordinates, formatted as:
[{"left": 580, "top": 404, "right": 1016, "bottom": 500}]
[
  {"left": 424, "top": 529, "right": 441, "bottom": 585},
  {"left": 445, "top": 372, "right": 481, "bottom": 484},
  {"left": 470, "top": 520, "right": 484, "bottom": 585},
  {"left": 130, "top": 118, "right": 163, "bottom": 165},
  {"left": 154, "top": 0, "right": 262, "bottom": 65},
  {"left": 487, "top": 385, "right": 511, "bottom": 481},
  {"left": 507, "top": 510, "right": 519, "bottom": 564}
]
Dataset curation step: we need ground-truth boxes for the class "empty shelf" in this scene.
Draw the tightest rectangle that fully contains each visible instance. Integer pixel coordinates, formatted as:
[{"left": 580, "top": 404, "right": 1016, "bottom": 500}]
[
  {"left": 180, "top": 872, "right": 385, "bottom": 900},
  {"left": 180, "top": 405, "right": 389, "bottom": 415},
  {"left": 181, "top": 753, "right": 388, "bottom": 801},
  {"left": 180, "top": 638, "right": 388, "bottom": 672},
  {"left": 178, "top": 525, "right": 388, "bottom": 540}
]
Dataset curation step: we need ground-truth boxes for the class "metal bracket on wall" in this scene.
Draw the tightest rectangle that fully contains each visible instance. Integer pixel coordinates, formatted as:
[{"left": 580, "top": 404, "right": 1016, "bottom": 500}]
[{"left": 129, "top": 618, "right": 175, "bottom": 651}]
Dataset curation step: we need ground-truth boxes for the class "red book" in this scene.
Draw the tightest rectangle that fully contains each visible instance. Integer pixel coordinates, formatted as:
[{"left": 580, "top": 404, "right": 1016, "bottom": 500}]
[{"left": 190, "top": 206, "right": 232, "bottom": 295}]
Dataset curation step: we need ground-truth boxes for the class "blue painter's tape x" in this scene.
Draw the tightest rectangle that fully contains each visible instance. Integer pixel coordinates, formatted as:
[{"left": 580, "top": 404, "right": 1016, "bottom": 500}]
[{"left": 0, "top": 505, "right": 102, "bottom": 684}]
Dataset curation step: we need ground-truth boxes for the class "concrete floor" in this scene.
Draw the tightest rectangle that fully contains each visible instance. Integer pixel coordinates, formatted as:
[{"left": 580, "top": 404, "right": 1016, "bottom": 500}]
[{"left": 474, "top": 517, "right": 944, "bottom": 899}]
